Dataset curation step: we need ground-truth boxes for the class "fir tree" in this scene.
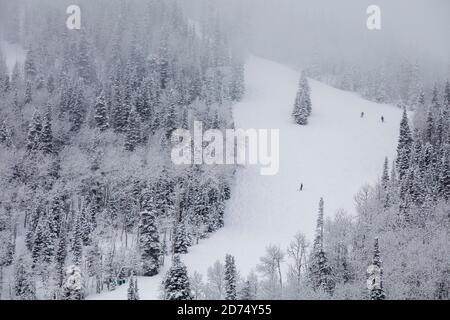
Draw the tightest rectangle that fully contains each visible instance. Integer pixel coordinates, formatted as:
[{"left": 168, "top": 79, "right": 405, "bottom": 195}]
[
  {"left": 113, "top": 100, "right": 131, "bottom": 133},
  {"left": 24, "top": 81, "right": 32, "bottom": 104},
  {"left": 158, "top": 35, "right": 170, "bottom": 90},
  {"left": 138, "top": 205, "right": 161, "bottom": 276},
  {"left": 381, "top": 157, "right": 390, "bottom": 190},
  {"left": 292, "top": 73, "right": 312, "bottom": 125},
  {"left": 31, "top": 217, "right": 54, "bottom": 265},
  {"left": 163, "top": 255, "right": 193, "bottom": 300},
  {"left": 26, "top": 111, "right": 42, "bottom": 152},
  {"left": 69, "top": 85, "right": 87, "bottom": 132},
  {"left": 163, "top": 91, "right": 178, "bottom": 140},
  {"left": 396, "top": 107, "right": 413, "bottom": 179},
  {"left": 13, "top": 256, "right": 36, "bottom": 300},
  {"left": 72, "top": 213, "right": 83, "bottom": 266},
  {"left": 41, "top": 105, "right": 53, "bottom": 154},
  {"left": 94, "top": 91, "right": 109, "bottom": 131},
  {"left": 224, "top": 254, "right": 237, "bottom": 300},
  {"left": 367, "top": 238, "right": 386, "bottom": 300},
  {"left": 55, "top": 228, "right": 68, "bottom": 288},
  {"left": 308, "top": 198, "right": 334, "bottom": 294},
  {"left": 173, "top": 221, "right": 189, "bottom": 254}
]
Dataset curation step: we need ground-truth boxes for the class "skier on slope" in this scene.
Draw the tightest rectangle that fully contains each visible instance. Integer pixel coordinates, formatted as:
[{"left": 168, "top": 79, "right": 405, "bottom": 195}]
[
  {"left": 361, "top": 112, "right": 365, "bottom": 118},
  {"left": 299, "top": 183, "right": 303, "bottom": 191},
  {"left": 381, "top": 116, "right": 385, "bottom": 123}
]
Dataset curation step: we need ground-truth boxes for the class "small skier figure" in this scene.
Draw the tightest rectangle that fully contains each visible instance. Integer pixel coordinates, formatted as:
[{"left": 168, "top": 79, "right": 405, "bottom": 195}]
[
  {"left": 381, "top": 116, "right": 385, "bottom": 123},
  {"left": 361, "top": 112, "right": 365, "bottom": 118},
  {"left": 299, "top": 183, "right": 303, "bottom": 191}
]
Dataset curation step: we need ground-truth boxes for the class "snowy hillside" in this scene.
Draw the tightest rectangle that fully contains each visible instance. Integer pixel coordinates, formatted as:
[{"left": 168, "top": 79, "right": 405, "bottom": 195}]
[{"left": 89, "top": 55, "right": 403, "bottom": 300}]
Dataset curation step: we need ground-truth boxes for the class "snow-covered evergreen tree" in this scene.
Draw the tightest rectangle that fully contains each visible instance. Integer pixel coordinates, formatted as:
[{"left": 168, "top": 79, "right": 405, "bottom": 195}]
[
  {"left": 292, "top": 72, "right": 312, "bottom": 125},
  {"left": 62, "top": 265, "right": 84, "bottom": 300},
  {"left": 308, "top": 198, "right": 334, "bottom": 295},
  {"left": 40, "top": 105, "right": 53, "bottom": 155},
  {"left": 13, "top": 256, "right": 36, "bottom": 300},
  {"left": 138, "top": 205, "right": 161, "bottom": 276},
  {"left": 125, "top": 109, "right": 141, "bottom": 152},
  {"left": 26, "top": 111, "right": 42, "bottom": 152},
  {"left": 367, "top": 238, "right": 386, "bottom": 300},
  {"left": 396, "top": 107, "right": 413, "bottom": 179},
  {"left": 163, "top": 255, "right": 193, "bottom": 300},
  {"left": 224, "top": 254, "right": 237, "bottom": 300},
  {"left": 94, "top": 91, "right": 109, "bottom": 131},
  {"left": 173, "top": 221, "right": 190, "bottom": 254}
]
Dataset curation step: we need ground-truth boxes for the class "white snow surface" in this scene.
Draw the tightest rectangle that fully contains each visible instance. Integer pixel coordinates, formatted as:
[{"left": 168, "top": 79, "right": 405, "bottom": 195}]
[{"left": 89, "top": 55, "right": 403, "bottom": 300}]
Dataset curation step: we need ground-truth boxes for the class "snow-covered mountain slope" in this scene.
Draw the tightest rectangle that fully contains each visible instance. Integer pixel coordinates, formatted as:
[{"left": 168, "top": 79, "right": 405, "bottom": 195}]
[{"left": 89, "top": 55, "right": 403, "bottom": 299}]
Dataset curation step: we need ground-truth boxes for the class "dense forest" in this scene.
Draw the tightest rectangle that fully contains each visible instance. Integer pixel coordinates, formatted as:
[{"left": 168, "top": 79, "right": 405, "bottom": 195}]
[
  {"left": 0, "top": 0, "right": 448, "bottom": 301},
  {"left": 0, "top": 0, "right": 244, "bottom": 299}
]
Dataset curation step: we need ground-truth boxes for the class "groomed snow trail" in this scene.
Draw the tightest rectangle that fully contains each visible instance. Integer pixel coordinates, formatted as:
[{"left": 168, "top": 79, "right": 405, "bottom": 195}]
[{"left": 89, "top": 56, "right": 403, "bottom": 299}]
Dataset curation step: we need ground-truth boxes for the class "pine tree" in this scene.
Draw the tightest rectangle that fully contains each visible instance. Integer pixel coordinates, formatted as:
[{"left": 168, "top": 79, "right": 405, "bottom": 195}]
[
  {"left": 138, "top": 204, "right": 161, "bottom": 276},
  {"left": 163, "top": 255, "right": 193, "bottom": 300},
  {"left": 113, "top": 100, "right": 131, "bottom": 133},
  {"left": 367, "top": 238, "right": 386, "bottom": 300},
  {"left": 158, "top": 35, "right": 170, "bottom": 90},
  {"left": 308, "top": 198, "right": 334, "bottom": 294},
  {"left": 163, "top": 91, "right": 178, "bottom": 140},
  {"left": 224, "top": 254, "right": 237, "bottom": 300},
  {"left": 69, "top": 85, "right": 87, "bottom": 132},
  {"left": 381, "top": 157, "right": 390, "bottom": 190},
  {"left": 31, "top": 217, "right": 54, "bottom": 265},
  {"left": 24, "top": 81, "right": 32, "bottom": 104},
  {"left": 41, "top": 105, "right": 53, "bottom": 154},
  {"left": 292, "top": 73, "right": 312, "bottom": 125},
  {"left": 48, "top": 197, "right": 64, "bottom": 243},
  {"left": 55, "top": 229, "right": 68, "bottom": 288},
  {"left": 124, "top": 109, "right": 141, "bottom": 152},
  {"left": 173, "top": 221, "right": 189, "bottom": 254},
  {"left": 72, "top": 213, "right": 83, "bottom": 266},
  {"left": 13, "top": 256, "right": 36, "bottom": 300},
  {"left": 26, "top": 111, "right": 42, "bottom": 152},
  {"left": 396, "top": 107, "right": 413, "bottom": 179},
  {"left": 94, "top": 91, "right": 109, "bottom": 131}
]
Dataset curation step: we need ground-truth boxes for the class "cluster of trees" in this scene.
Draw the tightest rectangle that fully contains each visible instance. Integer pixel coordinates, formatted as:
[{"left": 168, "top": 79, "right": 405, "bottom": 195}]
[
  {"left": 0, "top": 0, "right": 244, "bottom": 300},
  {"left": 171, "top": 82, "right": 448, "bottom": 300},
  {"left": 162, "top": 253, "right": 239, "bottom": 300},
  {"left": 292, "top": 72, "right": 312, "bottom": 125}
]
